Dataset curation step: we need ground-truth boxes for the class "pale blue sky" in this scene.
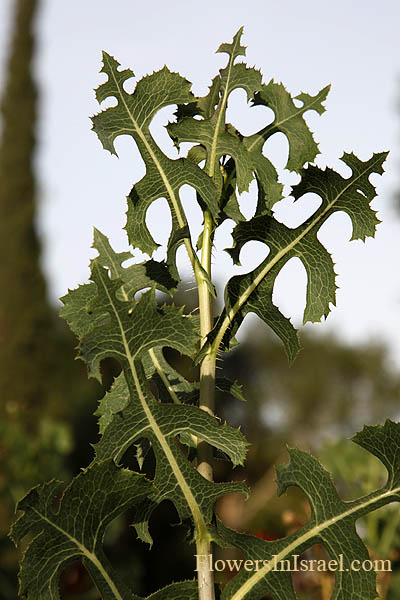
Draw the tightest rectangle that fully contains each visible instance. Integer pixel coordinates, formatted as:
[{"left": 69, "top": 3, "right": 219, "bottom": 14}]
[{"left": 1, "top": 0, "right": 400, "bottom": 363}]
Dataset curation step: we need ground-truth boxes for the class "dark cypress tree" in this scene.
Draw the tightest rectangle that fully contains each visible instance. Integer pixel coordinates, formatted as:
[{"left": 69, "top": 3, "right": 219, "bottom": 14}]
[
  {"left": 0, "top": 4, "right": 99, "bottom": 594},
  {"left": 0, "top": 0, "right": 100, "bottom": 451},
  {"left": 0, "top": 0, "right": 58, "bottom": 424},
  {"left": 0, "top": 0, "right": 94, "bottom": 427}
]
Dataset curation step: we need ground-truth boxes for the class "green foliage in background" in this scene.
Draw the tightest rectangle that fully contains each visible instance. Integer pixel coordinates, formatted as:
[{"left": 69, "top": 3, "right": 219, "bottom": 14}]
[
  {"left": 0, "top": 3, "right": 100, "bottom": 597},
  {"left": 8, "top": 27, "right": 396, "bottom": 600}
]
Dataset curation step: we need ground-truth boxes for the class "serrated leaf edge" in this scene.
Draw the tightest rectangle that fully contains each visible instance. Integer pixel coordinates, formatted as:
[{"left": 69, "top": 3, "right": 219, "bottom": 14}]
[{"left": 208, "top": 152, "right": 388, "bottom": 359}]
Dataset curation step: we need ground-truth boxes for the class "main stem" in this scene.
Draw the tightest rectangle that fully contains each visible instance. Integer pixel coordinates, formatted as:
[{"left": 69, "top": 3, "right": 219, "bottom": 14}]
[
  {"left": 195, "top": 46, "right": 232, "bottom": 598},
  {"left": 196, "top": 209, "right": 217, "bottom": 600},
  {"left": 197, "top": 210, "right": 215, "bottom": 478}
]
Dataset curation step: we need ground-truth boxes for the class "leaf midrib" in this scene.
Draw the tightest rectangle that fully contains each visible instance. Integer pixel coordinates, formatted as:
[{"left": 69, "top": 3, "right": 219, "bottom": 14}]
[
  {"left": 31, "top": 507, "right": 123, "bottom": 600},
  {"left": 96, "top": 237, "right": 182, "bottom": 408},
  {"left": 207, "top": 37, "right": 238, "bottom": 180}
]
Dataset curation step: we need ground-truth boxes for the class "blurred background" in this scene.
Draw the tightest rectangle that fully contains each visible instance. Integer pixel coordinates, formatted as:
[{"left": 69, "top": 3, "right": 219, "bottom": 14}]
[{"left": 0, "top": 1, "right": 400, "bottom": 598}]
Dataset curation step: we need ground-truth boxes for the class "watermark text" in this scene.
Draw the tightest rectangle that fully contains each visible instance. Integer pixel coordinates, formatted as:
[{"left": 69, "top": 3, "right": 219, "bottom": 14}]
[{"left": 194, "top": 554, "right": 391, "bottom": 573}]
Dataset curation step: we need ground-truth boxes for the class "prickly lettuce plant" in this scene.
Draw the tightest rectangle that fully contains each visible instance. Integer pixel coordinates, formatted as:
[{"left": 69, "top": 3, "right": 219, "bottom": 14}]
[{"left": 10, "top": 28, "right": 396, "bottom": 600}]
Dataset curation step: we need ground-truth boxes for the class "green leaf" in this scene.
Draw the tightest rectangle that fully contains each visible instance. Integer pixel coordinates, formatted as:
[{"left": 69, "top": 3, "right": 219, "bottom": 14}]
[
  {"left": 217, "top": 420, "right": 400, "bottom": 600},
  {"left": 165, "top": 225, "right": 192, "bottom": 283},
  {"left": 217, "top": 27, "right": 246, "bottom": 61},
  {"left": 187, "top": 144, "right": 207, "bottom": 165},
  {"left": 142, "top": 346, "right": 199, "bottom": 405},
  {"left": 202, "top": 151, "right": 387, "bottom": 361},
  {"left": 97, "top": 348, "right": 245, "bottom": 450},
  {"left": 59, "top": 229, "right": 180, "bottom": 345},
  {"left": 238, "top": 82, "right": 330, "bottom": 214},
  {"left": 143, "top": 348, "right": 245, "bottom": 449},
  {"left": 174, "top": 76, "right": 221, "bottom": 123},
  {"left": 227, "top": 214, "right": 337, "bottom": 325},
  {"left": 169, "top": 29, "right": 263, "bottom": 203},
  {"left": 168, "top": 117, "right": 256, "bottom": 195},
  {"left": 243, "top": 150, "right": 283, "bottom": 214},
  {"left": 61, "top": 239, "right": 248, "bottom": 546},
  {"left": 216, "top": 377, "right": 246, "bottom": 403},
  {"left": 196, "top": 75, "right": 221, "bottom": 120},
  {"left": 10, "top": 461, "right": 152, "bottom": 600},
  {"left": 145, "top": 580, "right": 197, "bottom": 600},
  {"left": 61, "top": 267, "right": 198, "bottom": 380},
  {"left": 216, "top": 28, "right": 263, "bottom": 131},
  {"left": 220, "top": 62, "right": 263, "bottom": 103},
  {"left": 93, "top": 365, "right": 248, "bottom": 544},
  {"left": 94, "top": 227, "right": 178, "bottom": 297},
  {"left": 249, "top": 81, "right": 330, "bottom": 174},
  {"left": 220, "top": 176, "right": 246, "bottom": 225},
  {"left": 186, "top": 27, "right": 263, "bottom": 117},
  {"left": 65, "top": 256, "right": 199, "bottom": 382},
  {"left": 59, "top": 281, "right": 97, "bottom": 339},
  {"left": 219, "top": 259, "right": 301, "bottom": 363},
  {"left": 170, "top": 32, "right": 284, "bottom": 220},
  {"left": 92, "top": 52, "right": 218, "bottom": 276},
  {"left": 173, "top": 42, "right": 329, "bottom": 216},
  {"left": 144, "top": 346, "right": 245, "bottom": 404},
  {"left": 95, "top": 372, "right": 130, "bottom": 435},
  {"left": 95, "top": 368, "right": 247, "bottom": 469},
  {"left": 292, "top": 151, "right": 384, "bottom": 241}
]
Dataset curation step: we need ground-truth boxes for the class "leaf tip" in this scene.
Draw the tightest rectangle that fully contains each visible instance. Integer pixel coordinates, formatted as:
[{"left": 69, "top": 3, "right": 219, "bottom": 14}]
[{"left": 216, "top": 27, "right": 246, "bottom": 59}]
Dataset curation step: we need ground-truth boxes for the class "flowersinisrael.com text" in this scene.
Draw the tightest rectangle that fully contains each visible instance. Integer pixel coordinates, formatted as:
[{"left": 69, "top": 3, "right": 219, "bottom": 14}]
[{"left": 194, "top": 554, "right": 392, "bottom": 573}]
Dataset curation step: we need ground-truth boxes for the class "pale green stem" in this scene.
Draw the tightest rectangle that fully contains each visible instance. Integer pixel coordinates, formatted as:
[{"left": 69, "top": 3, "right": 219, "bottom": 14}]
[
  {"left": 194, "top": 41, "right": 236, "bottom": 599},
  {"left": 196, "top": 536, "right": 215, "bottom": 600},
  {"left": 191, "top": 214, "right": 217, "bottom": 458},
  {"left": 195, "top": 210, "right": 216, "bottom": 600}
]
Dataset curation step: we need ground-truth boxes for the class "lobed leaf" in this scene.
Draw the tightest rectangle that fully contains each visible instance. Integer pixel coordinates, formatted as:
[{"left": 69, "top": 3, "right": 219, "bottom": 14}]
[
  {"left": 95, "top": 371, "right": 130, "bottom": 435},
  {"left": 145, "top": 580, "right": 197, "bottom": 599},
  {"left": 18, "top": 27, "right": 389, "bottom": 600},
  {"left": 169, "top": 28, "right": 264, "bottom": 222},
  {"left": 248, "top": 81, "right": 330, "bottom": 175},
  {"left": 10, "top": 460, "right": 197, "bottom": 599},
  {"left": 10, "top": 461, "right": 152, "bottom": 600},
  {"left": 292, "top": 151, "right": 384, "bottom": 241},
  {"left": 201, "top": 151, "right": 387, "bottom": 361},
  {"left": 216, "top": 420, "right": 400, "bottom": 600},
  {"left": 61, "top": 235, "right": 248, "bottom": 546},
  {"left": 142, "top": 346, "right": 199, "bottom": 405},
  {"left": 217, "top": 27, "right": 246, "bottom": 61},
  {"left": 93, "top": 227, "right": 178, "bottom": 296},
  {"left": 94, "top": 365, "right": 248, "bottom": 509},
  {"left": 92, "top": 52, "right": 218, "bottom": 277},
  {"left": 168, "top": 117, "right": 256, "bottom": 196},
  {"left": 171, "top": 30, "right": 331, "bottom": 225}
]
